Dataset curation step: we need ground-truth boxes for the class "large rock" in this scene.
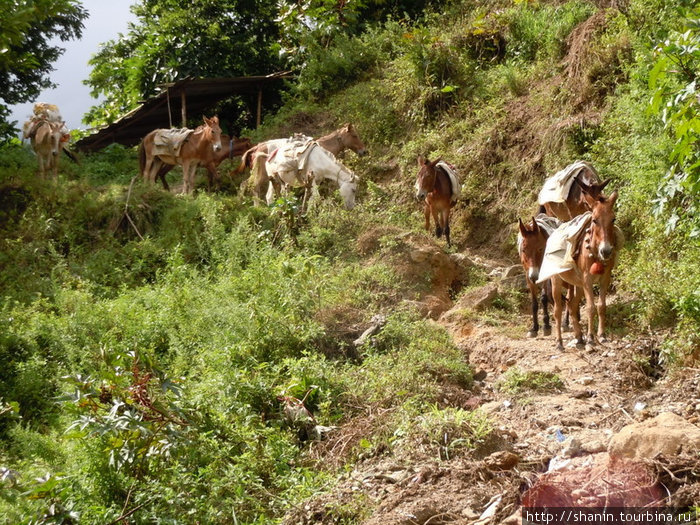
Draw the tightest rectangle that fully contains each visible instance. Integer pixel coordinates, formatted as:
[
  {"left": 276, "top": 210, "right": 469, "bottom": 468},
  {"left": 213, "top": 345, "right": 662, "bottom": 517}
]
[{"left": 608, "top": 412, "right": 700, "bottom": 459}]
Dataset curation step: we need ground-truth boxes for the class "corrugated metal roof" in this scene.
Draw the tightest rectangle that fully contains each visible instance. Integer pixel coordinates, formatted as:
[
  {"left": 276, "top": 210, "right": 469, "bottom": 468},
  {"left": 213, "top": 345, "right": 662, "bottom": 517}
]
[{"left": 74, "top": 72, "right": 291, "bottom": 152}]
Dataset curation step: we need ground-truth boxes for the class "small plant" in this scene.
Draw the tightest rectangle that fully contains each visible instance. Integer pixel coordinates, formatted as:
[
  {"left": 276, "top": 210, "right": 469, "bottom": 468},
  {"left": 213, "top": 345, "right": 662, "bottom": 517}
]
[
  {"left": 498, "top": 368, "right": 565, "bottom": 394},
  {"left": 395, "top": 405, "right": 493, "bottom": 460}
]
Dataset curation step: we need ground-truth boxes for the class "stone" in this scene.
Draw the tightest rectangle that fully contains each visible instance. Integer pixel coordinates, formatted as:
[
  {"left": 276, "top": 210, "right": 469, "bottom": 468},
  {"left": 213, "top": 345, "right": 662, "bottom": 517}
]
[
  {"left": 458, "top": 283, "right": 499, "bottom": 312},
  {"left": 502, "top": 264, "right": 522, "bottom": 278},
  {"left": 608, "top": 412, "right": 700, "bottom": 459},
  {"left": 485, "top": 451, "right": 520, "bottom": 470}
]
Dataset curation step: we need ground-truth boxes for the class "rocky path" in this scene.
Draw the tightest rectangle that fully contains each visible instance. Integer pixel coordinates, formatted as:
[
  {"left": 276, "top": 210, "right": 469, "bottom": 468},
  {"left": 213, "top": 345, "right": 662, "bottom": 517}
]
[{"left": 283, "top": 242, "right": 700, "bottom": 525}]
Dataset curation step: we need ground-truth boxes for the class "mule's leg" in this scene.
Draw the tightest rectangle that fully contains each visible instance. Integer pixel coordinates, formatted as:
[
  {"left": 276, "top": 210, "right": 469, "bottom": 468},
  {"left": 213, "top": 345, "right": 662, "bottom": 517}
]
[
  {"left": 527, "top": 280, "right": 539, "bottom": 338},
  {"left": 552, "top": 277, "right": 564, "bottom": 350},
  {"left": 424, "top": 204, "right": 431, "bottom": 231},
  {"left": 563, "top": 286, "right": 572, "bottom": 332},
  {"left": 541, "top": 283, "right": 551, "bottom": 336},
  {"left": 182, "top": 161, "right": 193, "bottom": 194},
  {"left": 442, "top": 209, "right": 451, "bottom": 247},
  {"left": 577, "top": 277, "right": 596, "bottom": 348},
  {"left": 596, "top": 273, "right": 612, "bottom": 342},
  {"left": 266, "top": 177, "right": 282, "bottom": 205},
  {"left": 431, "top": 205, "right": 442, "bottom": 238},
  {"left": 143, "top": 154, "right": 155, "bottom": 184},
  {"left": 36, "top": 153, "right": 45, "bottom": 179},
  {"left": 51, "top": 153, "right": 59, "bottom": 180},
  {"left": 569, "top": 284, "right": 586, "bottom": 347}
]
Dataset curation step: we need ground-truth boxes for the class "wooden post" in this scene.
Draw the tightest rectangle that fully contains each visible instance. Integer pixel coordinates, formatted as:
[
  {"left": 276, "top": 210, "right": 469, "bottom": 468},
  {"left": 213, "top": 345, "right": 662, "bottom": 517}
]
[
  {"left": 181, "top": 89, "right": 187, "bottom": 127},
  {"left": 256, "top": 88, "right": 263, "bottom": 128}
]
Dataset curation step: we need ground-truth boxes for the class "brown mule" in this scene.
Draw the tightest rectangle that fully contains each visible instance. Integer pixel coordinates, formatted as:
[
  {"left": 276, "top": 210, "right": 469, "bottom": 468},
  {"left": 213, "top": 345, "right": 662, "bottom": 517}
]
[
  {"left": 415, "top": 156, "right": 458, "bottom": 247},
  {"left": 153, "top": 135, "right": 253, "bottom": 191},
  {"left": 550, "top": 191, "right": 622, "bottom": 350},
  {"left": 139, "top": 116, "right": 223, "bottom": 194}
]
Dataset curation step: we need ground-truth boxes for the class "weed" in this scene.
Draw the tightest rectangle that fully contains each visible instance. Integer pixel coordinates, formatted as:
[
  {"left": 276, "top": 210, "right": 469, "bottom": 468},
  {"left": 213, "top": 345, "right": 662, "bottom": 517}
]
[{"left": 498, "top": 368, "right": 565, "bottom": 394}]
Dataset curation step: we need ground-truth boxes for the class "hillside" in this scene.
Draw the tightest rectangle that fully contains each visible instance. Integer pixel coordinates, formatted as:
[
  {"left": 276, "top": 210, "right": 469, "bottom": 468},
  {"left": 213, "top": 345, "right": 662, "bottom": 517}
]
[{"left": 1, "top": 0, "right": 699, "bottom": 524}]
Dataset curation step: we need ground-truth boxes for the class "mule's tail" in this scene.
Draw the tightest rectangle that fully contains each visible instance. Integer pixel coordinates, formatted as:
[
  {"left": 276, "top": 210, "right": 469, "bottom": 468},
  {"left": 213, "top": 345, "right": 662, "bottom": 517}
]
[{"left": 235, "top": 146, "right": 257, "bottom": 174}]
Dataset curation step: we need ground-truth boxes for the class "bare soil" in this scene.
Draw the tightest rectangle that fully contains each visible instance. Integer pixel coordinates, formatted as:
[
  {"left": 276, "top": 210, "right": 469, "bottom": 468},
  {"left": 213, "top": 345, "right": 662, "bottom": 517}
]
[{"left": 283, "top": 240, "right": 700, "bottom": 525}]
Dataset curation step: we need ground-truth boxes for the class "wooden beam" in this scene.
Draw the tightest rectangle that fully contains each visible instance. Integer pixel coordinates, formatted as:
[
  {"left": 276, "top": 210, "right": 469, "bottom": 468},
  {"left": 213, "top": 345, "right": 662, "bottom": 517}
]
[
  {"left": 181, "top": 90, "right": 187, "bottom": 127},
  {"left": 256, "top": 88, "right": 262, "bottom": 128}
]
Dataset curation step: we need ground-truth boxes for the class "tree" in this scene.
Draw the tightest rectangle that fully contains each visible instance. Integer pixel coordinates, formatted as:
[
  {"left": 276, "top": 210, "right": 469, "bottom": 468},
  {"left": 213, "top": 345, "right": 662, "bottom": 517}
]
[
  {"left": 0, "top": 0, "right": 87, "bottom": 141},
  {"left": 649, "top": 6, "right": 700, "bottom": 236},
  {"left": 83, "top": 0, "right": 282, "bottom": 129}
]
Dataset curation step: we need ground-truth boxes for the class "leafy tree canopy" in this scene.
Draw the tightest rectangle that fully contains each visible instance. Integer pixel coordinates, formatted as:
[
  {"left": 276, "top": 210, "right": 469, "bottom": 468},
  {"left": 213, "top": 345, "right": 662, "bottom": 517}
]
[
  {"left": 84, "top": 0, "right": 442, "bottom": 129},
  {"left": 83, "top": 0, "right": 282, "bottom": 128},
  {"left": 0, "top": 0, "right": 87, "bottom": 141},
  {"left": 649, "top": 6, "right": 700, "bottom": 236}
]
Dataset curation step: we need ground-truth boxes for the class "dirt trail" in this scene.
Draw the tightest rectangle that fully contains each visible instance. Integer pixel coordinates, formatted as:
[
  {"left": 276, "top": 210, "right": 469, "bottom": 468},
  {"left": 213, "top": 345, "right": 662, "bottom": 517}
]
[{"left": 283, "top": 242, "right": 700, "bottom": 525}]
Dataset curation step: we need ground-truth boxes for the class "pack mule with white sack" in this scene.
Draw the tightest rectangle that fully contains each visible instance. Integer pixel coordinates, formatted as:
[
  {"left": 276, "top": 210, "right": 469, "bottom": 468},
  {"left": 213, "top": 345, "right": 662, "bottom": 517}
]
[
  {"left": 537, "top": 189, "right": 623, "bottom": 351},
  {"left": 262, "top": 137, "right": 359, "bottom": 210},
  {"left": 538, "top": 160, "right": 611, "bottom": 221},
  {"left": 23, "top": 103, "right": 71, "bottom": 179}
]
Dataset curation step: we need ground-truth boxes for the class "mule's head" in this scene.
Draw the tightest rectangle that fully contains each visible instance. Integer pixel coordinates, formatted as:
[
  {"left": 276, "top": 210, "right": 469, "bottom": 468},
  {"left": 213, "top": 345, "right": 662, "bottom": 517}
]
[
  {"left": 576, "top": 177, "right": 611, "bottom": 203},
  {"left": 204, "top": 115, "right": 223, "bottom": 152},
  {"left": 339, "top": 123, "right": 367, "bottom": 156},
  {"left": 338, "top": 179, "right": 357, "bottom": 210},
  {"left": 584, "top": 190, "right": 618, "bottom": 262},
  {"left": 415, "top": 156, "right": 440, "bottom": 201},
  {"left": 49, "top": 121, "right": 67, "bottom": 156},
  {"left": 518, "top": 217, "right": 548, "bottom": 283}
]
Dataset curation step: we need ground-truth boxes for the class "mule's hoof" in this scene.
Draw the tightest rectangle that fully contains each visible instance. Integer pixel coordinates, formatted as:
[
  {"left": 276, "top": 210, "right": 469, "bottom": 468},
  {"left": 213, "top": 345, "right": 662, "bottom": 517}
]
[
  {"left": 543, "top": 327, "right": 552, "bottom": 336},
  {"left": 585, "top": 342, "right": 596, "bottom": 352},
  {"left": 599, "top": 335, "right": 608, "bottom": 343},
  {"left": 567, "top": 338, "right": 585, "bottom": 349},
  {"left": 555, "top": 341, "right": 564, "bottom": 351},
  {"left": 527, "top": 330, "right": 538, "bottom": 338}
]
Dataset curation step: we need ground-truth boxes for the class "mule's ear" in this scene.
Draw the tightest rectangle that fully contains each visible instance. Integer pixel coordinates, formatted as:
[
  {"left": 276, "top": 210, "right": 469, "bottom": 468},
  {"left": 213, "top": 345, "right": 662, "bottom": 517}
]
[
  {"left": 531, "top": 216, "right": 539, "bottom": 233},
  {"left": 575, "top": 177, "right": 592, "bottom": 194},
  {"left": 430, "top": 157, "right": 441, "bottom": 167},
  {"left": 518, "top": 218, "right": 528, "bottom": 236},
  {"left": 418, "top": 155, "right": 427, "bottom": 166},
  {"left": 599, "top": 178, "right": 611, "bottom": 192},
  {"left": 582, "top": 191, "right": 597, "bottom": 208},
  {"left": 608, "top": 190, "right": 618, "bottom": 204}
]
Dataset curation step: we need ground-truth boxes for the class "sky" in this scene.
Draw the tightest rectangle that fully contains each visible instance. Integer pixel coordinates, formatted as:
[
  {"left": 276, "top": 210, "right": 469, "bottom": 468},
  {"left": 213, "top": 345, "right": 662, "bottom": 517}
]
[{"left": 9, "top": 1, "right": 138, "bottom": 133}]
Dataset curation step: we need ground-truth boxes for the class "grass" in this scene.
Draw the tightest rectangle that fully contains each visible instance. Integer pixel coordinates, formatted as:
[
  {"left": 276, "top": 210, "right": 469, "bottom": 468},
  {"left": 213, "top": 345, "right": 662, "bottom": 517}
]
[
  {"left": 2, "top": 0, "right": 699, "bottom": 521},
  {"left": 497, "top": 368, "right": 566, "bottom": 394}
]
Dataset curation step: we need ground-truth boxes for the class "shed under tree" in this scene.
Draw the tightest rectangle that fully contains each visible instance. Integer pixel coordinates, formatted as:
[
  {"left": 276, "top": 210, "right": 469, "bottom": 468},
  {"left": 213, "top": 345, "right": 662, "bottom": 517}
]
[{"left": 74, "top": 72, "right": 291, "bottom": 152}]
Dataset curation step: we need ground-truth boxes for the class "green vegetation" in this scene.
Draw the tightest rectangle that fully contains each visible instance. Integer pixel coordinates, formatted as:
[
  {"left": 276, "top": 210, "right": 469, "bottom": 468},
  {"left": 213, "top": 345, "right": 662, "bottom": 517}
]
[
  {"left": 2, "top": 0, "right": 699, "bottom": 522},
  {"left": 0, "top": 0, "right": 87, "bottom": 141},
  {"left": 497, "top": 368, "right": 565, "bottom": 394}
]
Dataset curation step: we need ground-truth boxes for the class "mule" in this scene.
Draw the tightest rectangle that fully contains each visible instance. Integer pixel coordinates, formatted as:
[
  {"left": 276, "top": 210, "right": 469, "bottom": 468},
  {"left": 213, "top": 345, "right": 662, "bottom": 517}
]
[
  {"left": 518, "top": 214, "right": 574, "bottom": 337},
  {"left": 30, "top": 120, "right": 69, "bottom": 179},
  {"left": 263, "top": 141, "right": 358, "bottom": 210},
  {"left": 139, "top": 116, "right": 223, "bottom": 194},
  {"left": 237, "top": 123, "right": 367, "bottom": 201},
  {"left": 539, "top": 161, "right": 611, "bottom": 221},
  {"left": 153, "top": 135, "right": 253, "bottom": 191},
  {"left": 518, "top": 216, "right": 555, "bottom": 337},
  {"left": 542, "top": 191, "right": 622, "bottom": 350},
  {"left": 415, "top": 156, "right": 460, "bottom": 247}
]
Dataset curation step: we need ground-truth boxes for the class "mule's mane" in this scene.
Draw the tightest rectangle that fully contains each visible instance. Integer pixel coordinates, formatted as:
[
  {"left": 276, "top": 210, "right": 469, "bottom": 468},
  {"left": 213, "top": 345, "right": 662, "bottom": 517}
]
[{"left": 314, "top": 144, "right": 356, "bottom": 183}]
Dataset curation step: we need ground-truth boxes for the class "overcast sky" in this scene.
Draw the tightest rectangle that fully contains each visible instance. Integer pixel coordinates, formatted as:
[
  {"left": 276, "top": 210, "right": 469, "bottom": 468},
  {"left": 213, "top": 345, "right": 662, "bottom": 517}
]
[{"left": 10, "top": 1, "right": 137, "bottom": 132}]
